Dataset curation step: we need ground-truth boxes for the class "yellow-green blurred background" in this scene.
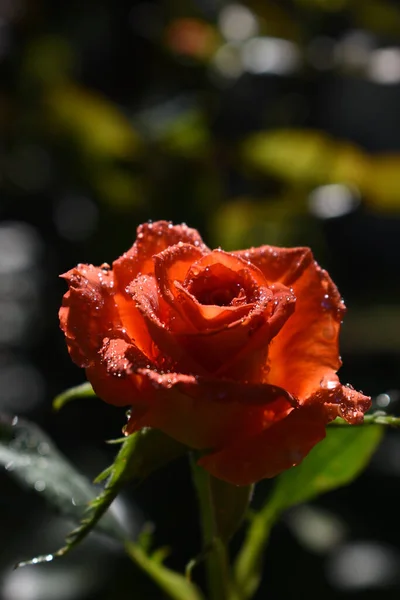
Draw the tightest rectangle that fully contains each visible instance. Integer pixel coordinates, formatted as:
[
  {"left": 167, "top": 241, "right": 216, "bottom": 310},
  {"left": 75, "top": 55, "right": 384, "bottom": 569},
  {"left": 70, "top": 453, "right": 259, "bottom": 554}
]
[{"left": 1, "top": 0, "right": 400, "bottom": 598}]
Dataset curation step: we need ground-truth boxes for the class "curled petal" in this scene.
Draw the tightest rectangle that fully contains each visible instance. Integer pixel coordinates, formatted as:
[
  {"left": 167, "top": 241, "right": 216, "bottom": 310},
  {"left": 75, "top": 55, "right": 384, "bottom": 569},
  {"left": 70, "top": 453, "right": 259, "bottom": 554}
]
[
  {"left": 174, "top": 282, "right": 253, "bottom": 331},
  {"left": 113, "top": 221, "right": 208, "bottom": 292},
  {"left": 173, "top": 285, "right": 295, "bottom": 376},
  {"left": 234, "top": 245, "right": 312, "bottom": 286},
  {"left": 214, "top": 284, "right": 296, "bottom": 380},
  {"left": 186, "top": 249, "right": 267, "bottom": 288},
  {"left": 128, "top": 274, "right": 207, "bottom": 374},
  {"left": 199, "top": 406, "right": 327, "bottom": 486},
  {"left": 308, "top": 375, "right": 371, "bottom": 424},
  {"left": 153, "top": 242, "right": 205, "bottom": 330},
  {"left": 267, "top": 259, "right": 346, "bottom": 400},
  {"left": 86, "top": 337, "right": 152, "bottom": 408},
  {"left": 113, "top": 291, "right": 156, "bottom": 359},
  {"left": 125, "top": 370, "right": 296, "bottom": 450},
  {"left": 59, "top": 264, "right": 119, "bottom": 368}
]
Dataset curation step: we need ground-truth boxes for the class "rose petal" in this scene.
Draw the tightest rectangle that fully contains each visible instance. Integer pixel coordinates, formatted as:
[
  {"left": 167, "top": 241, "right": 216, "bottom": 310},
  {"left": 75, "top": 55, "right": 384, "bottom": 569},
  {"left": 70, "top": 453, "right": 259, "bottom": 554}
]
[
  {"left": 155, "top": 246, "right": 259, "bottom": 331},
  {"left": 59, "top": 264, "right": 120, "bottom": 368},
  {"left": 153, "top": 242, "right": 205, "bottom": 331},
  {"left": 199, "top": 405, "right": 327, "bottom": 486},
  {"left": 308, "top": 375, "right": 371, "bottom": 424},
  {"left": 113, "top": 291, "right": 156, "bottom": 359},
  {"left": 214, "top": 284, "right": 296, "bottom": 380},
  {"left": 234, "top": 245, "right": 312, "bottom": 286},
  {"left": 86, "top": 337, "right": 152, "bottom": 408},
  {"left": 267, "top": 258, "right": 346, "bottom": 400},
  {"left": 174, "top": 282, "right": 253, "bottom": 330},
  {"left": 113, "top": 221, "right": 208, "bottom": 292},
  {"left": 186, "top": 249, "right": 267, "bottom": 288},
  {"left": 124, "top": 370, "right": 296, "bottom": 449},
  {"left": 128, "top": 274, "right": 208, "bottom": 374},
  {"left": 168, "top": 284, "right": 295, "bottom": 377}
]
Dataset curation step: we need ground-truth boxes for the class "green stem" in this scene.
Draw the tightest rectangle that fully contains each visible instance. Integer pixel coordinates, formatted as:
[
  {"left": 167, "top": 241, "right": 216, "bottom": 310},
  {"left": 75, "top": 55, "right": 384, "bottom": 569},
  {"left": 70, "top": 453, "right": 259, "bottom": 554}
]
[
  {"left": 234, "top": 500, "right": 281, "bottom": 600},
  {"left": 190, "top": 455, "right": 231, "bottom": 600}
]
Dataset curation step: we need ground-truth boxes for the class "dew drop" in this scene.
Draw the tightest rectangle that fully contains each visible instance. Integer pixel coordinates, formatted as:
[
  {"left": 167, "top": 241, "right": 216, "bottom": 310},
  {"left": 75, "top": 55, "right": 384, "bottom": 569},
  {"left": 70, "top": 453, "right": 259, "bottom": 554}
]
[{"left": 34, "top": 480, "right": 46, "bottom": 492}]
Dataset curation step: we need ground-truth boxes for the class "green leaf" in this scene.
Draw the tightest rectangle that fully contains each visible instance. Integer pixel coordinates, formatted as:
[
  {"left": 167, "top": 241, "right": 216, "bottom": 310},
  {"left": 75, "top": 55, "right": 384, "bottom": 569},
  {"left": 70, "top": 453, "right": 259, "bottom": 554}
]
[
  {"left": 329, "top": 411, "right": 400, "bottom": 429},
  {"left": 18, "top": 427, "right": 187, "bottom": 566},
  {"left": 0, "top": 415, "right": 124, "bottom": 550},
  {"left": 125, "top": 541, "right": 205, "bottom": 600},
  {"left": 271, "top": 424, "right": 383, "bottom": 509},
  {"left": 234, "top": 425, "right": 383, "bottom": 599},
  {"left": 53, "top": 382, "right": 96, "bottom": 411}
]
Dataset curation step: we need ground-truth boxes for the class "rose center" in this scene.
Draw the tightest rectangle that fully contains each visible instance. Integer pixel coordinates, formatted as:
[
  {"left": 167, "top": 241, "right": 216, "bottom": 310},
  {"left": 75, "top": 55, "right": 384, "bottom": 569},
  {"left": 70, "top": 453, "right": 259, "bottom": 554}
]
[{"left": 188, "top": 274, "right": 248, "bottom": 307}]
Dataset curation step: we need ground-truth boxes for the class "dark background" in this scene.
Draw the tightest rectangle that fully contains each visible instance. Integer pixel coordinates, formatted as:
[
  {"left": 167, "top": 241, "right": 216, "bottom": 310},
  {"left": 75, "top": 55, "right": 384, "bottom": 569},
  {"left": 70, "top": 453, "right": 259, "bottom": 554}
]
[{"left": 1, "top": 0, "right": 400, "bottom": 598}]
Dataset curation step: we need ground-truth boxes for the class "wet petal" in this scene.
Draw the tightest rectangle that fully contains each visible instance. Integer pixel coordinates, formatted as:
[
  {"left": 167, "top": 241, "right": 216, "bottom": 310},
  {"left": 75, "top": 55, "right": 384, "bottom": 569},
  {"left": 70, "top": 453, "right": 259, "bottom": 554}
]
[
  {"left": 174, "top": 282, "right": 253, "bottom": 331},
  {"left": 170, "top": 284, "right": 295, "bottom": 377},
  {"left": 199, "top": 405, "right": 327, "bottom": 486},
  {"left": 128, "top": 274, "right": 207, "bottom": 374},
  {"left": 308, "top": 375, "right": 371, "bottom": 424},
  {"left": 125, "top": 370, "right": 296, "bottom": 449},
  {"left": 267, "top": 259, "right": 346, "bottom": 400},
  {"left": 153, "top": 242, "right": 205, "bottom": 330},
  {"left": 59, "top": 264, "right": 119, "bottom": 368},
  {"left": 187, "top": 249, "right": 267, "bottom": 288},
  {"left": 113, "top": 221, "right": 208, "bottom": 292},
  {"left": 234, "top": 245, "right": 312, "bottom": 286},
  {"left": 86, "top": 337, "right": 152, "bottom": 408}
]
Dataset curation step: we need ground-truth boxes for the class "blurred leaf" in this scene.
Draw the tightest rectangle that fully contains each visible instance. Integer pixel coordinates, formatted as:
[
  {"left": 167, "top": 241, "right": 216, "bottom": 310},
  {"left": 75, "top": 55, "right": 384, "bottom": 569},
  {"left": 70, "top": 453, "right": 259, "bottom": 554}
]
[
  {"left": 0, "top": 415, "right": 124, "bottom": 547},
  {"left": 18, "top": 427, "right": 186, "bottom": 566},
  {"left": 353, "top": 0, "right": 400, "bottom": 36},
  {"left": 241, "top": 129, "right": 343, "bottom": 186},
  {"left": 211, "top": 196, "right": 322, "bottom": 251},
  {"left": 2, "top": 416, "right": 201, "bottom": 598},
  {"left": 362, "top": 155, "right": 400, "bottom": 212},
  {"left": 160, "top": 110, "right": 211, "bottom": 158},
  {"left": 23, "top": 35, "right": 74, "bottom": 86},
  {"left": 46, "top": 83, "right": 142, "bottom": 160},
  {"left": 53, "top": 382, "right": 96, "bottom": 411},
  {"left": 92, "top": 166, "right": 145, "bottom": 209},
  {"left": 234, "top": 424, "right": 383, "bottom": 599},
  {"left": 241, "top": 129, "right": 400, "bottom": 213},
  {"left": 126, "top": 541, "right": 205, "bottom": 600}
]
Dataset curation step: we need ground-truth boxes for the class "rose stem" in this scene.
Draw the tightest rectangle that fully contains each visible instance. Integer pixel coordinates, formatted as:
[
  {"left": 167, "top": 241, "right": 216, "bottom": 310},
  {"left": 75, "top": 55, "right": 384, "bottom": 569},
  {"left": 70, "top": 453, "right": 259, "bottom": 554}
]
[{"left": 190, "top": 454, "right": 232, "bottom": 600}]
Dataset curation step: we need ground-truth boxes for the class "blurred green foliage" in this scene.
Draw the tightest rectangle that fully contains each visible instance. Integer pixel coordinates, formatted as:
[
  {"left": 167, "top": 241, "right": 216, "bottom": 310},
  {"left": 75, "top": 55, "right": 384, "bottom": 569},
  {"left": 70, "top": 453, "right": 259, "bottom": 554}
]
[{"left": 3, "top": 0, "right": 400, "bottom": 269}]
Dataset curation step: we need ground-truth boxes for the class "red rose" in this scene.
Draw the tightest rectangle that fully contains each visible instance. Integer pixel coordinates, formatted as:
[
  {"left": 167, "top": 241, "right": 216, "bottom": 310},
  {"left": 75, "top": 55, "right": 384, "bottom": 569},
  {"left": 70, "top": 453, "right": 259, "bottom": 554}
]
[{"left": 59, "top": 221, "right": 370, "bottom": 485}]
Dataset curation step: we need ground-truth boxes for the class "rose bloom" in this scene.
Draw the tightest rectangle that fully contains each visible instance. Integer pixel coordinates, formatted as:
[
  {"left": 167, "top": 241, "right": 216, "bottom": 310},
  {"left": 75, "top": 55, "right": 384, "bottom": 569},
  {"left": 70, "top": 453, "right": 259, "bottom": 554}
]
[{"left": 59, "top": 221, "right": 370, "bottom": 485}]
